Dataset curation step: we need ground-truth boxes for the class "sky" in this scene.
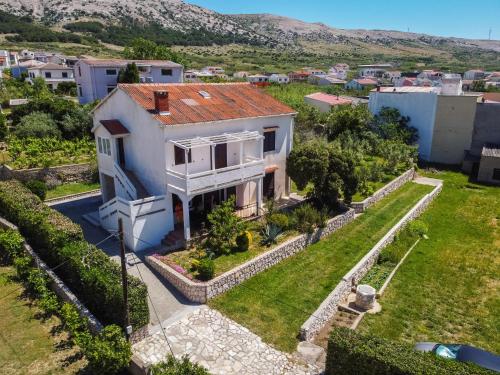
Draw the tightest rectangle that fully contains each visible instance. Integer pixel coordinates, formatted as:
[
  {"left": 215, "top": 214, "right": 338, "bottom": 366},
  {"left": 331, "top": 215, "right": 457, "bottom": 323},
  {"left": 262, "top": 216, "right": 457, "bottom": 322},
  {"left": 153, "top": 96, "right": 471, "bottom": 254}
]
[{"left": 186, "top": 0, "right": 500, "bottom": 40}]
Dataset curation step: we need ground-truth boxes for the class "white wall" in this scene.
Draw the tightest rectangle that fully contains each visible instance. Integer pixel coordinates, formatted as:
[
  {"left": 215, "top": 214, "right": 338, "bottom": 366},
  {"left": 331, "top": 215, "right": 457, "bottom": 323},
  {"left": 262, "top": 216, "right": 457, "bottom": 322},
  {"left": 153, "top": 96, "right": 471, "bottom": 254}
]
[{"left": 369, "top": 91, "right": 438, "bottom": 160}]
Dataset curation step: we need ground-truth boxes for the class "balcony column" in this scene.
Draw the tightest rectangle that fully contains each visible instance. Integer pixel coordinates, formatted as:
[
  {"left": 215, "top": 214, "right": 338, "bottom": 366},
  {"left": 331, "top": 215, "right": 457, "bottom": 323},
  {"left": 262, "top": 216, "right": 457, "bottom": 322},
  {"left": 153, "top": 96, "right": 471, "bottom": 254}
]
[
  {"left": 256, "top": 178, "right": 262, "bottom": 215},
  {"left": 184, "top": 148, "right": 189, "bottom": 176},
  {"left": 182, "top": 197, "right": 191, "bottom": 241},
  {"left": 211, "top": 145, "right": 215, "bottom": 170},
  {"left": 239, "top": 141, "right": 243, "bottom": 165}
]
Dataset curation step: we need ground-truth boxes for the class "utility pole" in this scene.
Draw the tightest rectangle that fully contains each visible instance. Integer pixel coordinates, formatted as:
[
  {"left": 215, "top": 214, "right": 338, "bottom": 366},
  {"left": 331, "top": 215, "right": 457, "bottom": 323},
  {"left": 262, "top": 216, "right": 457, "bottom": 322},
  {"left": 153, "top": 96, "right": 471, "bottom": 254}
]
[{"left": 118, "top": 218, "right": 131, "bottom": 340}]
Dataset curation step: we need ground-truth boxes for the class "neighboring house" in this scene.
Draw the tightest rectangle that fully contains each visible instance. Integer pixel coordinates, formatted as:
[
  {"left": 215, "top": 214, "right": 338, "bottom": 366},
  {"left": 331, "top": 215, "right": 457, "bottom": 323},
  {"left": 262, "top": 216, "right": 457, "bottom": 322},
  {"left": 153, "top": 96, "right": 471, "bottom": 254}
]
[
  {"left": 288, "top": 71, "right": 311, "bottom": 83},
  {"left": 369, "top": 85, "right": 479, "bottom": 165},
  {"left": 0, "top": 50, "right": 9, "bottom": 71},
  {"left": 328, "top": 64, "right": 350, "bottom": 80},
  {"left": 11, "top": 59, "right": 44, "bottom": 78},
  {"left": 308, "top": 74, "right": 346, "bottom": 86},
  {"left": 74, "top": 59, "right": 184, "bottom": 104},
  {"left": 417, "top": 70, "right": 443, "bottom": 81},
  {"left": 184, "top": 70, "right": 199, "bottom": 82},
  {"left": 233, "top": 71, "right": 250, "bottom": 79},
  {"left": 247, "top": 74, "right": 269, "bottom": 86},
  {"left": 303, "top": 67, "right": 326, "bottom": 76},
  {"left": 27, "top": 63, "right": 75, "bottom": 90},
  {"left": 383, "top": 71, "right": 402, "bottom": 81},
  {"left": 91, "top": 82, "right": 296, "bottom": 251},
  {"left": 464, "top": 70, "right": 485, "bottom": 81},
  {"left": 304, "top": 92, "right": 353, "bottom": 112},
  {"left": 345, "top": 78, "right": 378, "bottom": 90},
  {"left": 394, "top": 77, "right": 416, "bottom": 87},
  {"left": 18, "top": 49, "right": 35, "bottom": 61},
  {"left": 202, "top": 66, "right": 225, "bottom": 75},
  {"left": 358, "top": 64, "right": 392, "bottom": 78},
  {"left": 269, "top": 74, "right": 289, "bottom": 84}
]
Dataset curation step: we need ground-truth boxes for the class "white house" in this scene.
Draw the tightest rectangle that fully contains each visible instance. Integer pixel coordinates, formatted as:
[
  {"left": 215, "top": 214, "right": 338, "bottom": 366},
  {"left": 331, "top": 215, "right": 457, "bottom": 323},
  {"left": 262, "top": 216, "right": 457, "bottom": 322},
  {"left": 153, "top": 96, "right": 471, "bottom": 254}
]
[
  {"left": 247, "top": 74, "right": 269, "bottom": 85},
  {"left": 308, "top": 74, "right": 346, "bottom": 86},
  {"left": 358, "top": 64, "right": 393, "bottom": 78},
  {"left": 74, "top": 59, "right": 184, "bottom": 104},
  {"left": 91, "top": 82, "right": 296, "bottom": 251},
  {"left": 464, "top": 70, "right": 484, "bottom": 81},
  {"left": 233, "top": 71, "right": 250, "bottom": 79},
  {"left": 345, "top": 78, "right": 378, "bottom": 90},
  {"left": 269, "top": 74, "right": 289, "bottom": 84},
  {"left": 328, "top": 64, "right": 349, "bottom": 80},
  {"left": 27, "top": 63, "right": 75, "bottom": 90}
]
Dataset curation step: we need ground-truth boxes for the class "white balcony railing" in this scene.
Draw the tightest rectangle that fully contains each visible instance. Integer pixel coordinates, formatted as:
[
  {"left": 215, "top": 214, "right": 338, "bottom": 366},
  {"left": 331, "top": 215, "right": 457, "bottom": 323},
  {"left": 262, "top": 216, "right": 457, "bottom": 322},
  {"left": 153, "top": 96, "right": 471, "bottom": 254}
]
[{"left": 166, "top": 157, "right": 265, "bottom": 196}]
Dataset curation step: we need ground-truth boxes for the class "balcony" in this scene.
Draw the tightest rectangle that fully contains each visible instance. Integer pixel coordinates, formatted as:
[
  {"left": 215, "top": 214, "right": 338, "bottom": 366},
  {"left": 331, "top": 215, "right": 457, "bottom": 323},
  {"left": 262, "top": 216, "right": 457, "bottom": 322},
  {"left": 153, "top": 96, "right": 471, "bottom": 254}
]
[{"left": 166, "top": 131, "right": 265, "bottom": 197}]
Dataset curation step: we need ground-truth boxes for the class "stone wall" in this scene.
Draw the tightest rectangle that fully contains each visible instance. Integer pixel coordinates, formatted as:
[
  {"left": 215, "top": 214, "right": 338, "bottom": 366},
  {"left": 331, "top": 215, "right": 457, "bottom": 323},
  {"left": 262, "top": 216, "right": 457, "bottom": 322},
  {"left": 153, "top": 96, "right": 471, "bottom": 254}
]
[
  {"left": 146, "top": 208, "right": 356, "bottom": 303},
  {"left": 299, "top": 182, "right": 442, "bottom": 341},
  {"left": 351, "top": 168, "right": 415, "bottom": 214},
  {"left": 0, "top": 216, "right": 103, "bottom": 334},
  {"left": 0, "top": 163, "right": 95, "bottom": 187}
]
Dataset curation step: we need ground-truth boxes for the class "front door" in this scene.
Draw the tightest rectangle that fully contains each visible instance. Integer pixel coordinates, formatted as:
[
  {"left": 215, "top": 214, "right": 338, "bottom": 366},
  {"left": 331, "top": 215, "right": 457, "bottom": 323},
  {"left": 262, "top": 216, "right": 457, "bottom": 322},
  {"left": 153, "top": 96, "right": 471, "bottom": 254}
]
[
  {"left": 117, "top": 138, "right": 125, "bottom": 167},
  {"left": 263, "top": 172, "right": 275, "bottom": 200},
  {"left": 214, "top": 143, "right": 227, "bottom": 170}
]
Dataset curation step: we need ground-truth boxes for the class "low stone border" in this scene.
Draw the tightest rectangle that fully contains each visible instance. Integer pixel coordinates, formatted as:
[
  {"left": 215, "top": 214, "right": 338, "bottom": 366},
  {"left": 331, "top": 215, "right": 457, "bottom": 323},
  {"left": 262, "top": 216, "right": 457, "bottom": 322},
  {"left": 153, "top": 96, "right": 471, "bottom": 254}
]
[
  {"left": 299, "top": 181, "right": 442, "bottom": 341},
  {"left": 351, "top": 168, "right": 415, "bottom": 214},
  {"left": 45, "top": 189, "right": 101, "bottom": 206},
  {"left": 146, "top": 208, "right": 356, "bottom": 303},
  {"left": 0, "top": 216, "right": 103, "bottom": 334},
  {"left": 0, "top": 163, "right": 94, "bottom": 185}
]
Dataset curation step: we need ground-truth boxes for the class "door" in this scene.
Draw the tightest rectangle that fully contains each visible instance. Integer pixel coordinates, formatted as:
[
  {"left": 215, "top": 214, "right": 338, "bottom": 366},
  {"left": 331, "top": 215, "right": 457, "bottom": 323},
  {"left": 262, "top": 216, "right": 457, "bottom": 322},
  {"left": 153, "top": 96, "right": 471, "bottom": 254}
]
[
  {"left": 214, "top": 143, "right": 227, "bottom": 170},
  {"left": 117, "top": 138, "right": 125, "bottom": 167},
  {"left": 263, "top": 172, "right": 275, "bottom": 200}
]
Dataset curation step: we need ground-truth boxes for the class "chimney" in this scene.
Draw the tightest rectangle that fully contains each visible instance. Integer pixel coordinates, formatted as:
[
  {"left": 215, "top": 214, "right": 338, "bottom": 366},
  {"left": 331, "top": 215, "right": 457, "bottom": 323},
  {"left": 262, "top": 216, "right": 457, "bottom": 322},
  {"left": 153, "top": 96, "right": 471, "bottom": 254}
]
[
  {"left": 154, "top": 91, "right": 170, "bottom": 115},
  {"left": 376, "top": 85, "right": 381, "bottom": 92}
]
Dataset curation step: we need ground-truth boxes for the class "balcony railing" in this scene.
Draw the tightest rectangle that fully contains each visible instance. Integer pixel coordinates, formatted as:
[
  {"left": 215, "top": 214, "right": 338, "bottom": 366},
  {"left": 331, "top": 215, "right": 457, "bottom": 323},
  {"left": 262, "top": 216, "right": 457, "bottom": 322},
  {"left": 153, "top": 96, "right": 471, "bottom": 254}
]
[{"left": 166, "top": 156, "right": 265, "bottom": 196}]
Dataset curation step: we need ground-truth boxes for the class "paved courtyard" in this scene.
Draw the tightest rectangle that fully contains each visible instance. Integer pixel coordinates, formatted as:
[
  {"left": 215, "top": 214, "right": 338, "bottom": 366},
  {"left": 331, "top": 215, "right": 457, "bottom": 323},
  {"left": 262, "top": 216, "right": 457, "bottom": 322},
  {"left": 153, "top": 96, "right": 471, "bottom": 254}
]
[{"left": 133, "top": 306, "right": 319, "bottom": 375}]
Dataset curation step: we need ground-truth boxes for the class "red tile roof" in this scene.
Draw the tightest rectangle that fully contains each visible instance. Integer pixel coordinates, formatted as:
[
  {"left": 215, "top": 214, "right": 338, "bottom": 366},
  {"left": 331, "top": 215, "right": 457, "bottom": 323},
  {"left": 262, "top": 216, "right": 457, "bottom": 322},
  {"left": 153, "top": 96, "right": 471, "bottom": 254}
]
[
  {"left": 354, "top": 78, "right": 378, "bottom": 85},
  {"left": 305, "top": 92, "right": 352, "bottom": 106},
  {"left": 118, "top": 83, "right": 296, "bottom": 126},
  {"left": 100, "top": 119, "right": 130, "bottom": 135}
]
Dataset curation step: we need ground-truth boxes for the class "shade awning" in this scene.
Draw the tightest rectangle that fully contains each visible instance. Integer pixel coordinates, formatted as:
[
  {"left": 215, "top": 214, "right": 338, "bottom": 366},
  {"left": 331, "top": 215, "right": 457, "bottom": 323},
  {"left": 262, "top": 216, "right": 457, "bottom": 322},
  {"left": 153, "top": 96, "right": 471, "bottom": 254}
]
[{"left": 169, "top": 130, "right": 263, "bottom": 150}]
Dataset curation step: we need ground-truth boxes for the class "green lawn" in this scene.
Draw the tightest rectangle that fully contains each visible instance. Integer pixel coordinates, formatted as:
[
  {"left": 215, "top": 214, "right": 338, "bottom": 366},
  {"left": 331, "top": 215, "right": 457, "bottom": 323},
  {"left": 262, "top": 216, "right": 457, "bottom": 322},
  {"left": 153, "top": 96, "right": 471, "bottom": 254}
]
[
  {"left": 46, "top": 182, "right": 100, "bottom": 200},
  {"left": 0, "top": 266, "right": 86, "bottom": 374},
  {"left": 359, "top": 170, "right": 500, "bottom": 354},
  {"left": 209, "top": 182, "right": 433, "bottom": 352}
]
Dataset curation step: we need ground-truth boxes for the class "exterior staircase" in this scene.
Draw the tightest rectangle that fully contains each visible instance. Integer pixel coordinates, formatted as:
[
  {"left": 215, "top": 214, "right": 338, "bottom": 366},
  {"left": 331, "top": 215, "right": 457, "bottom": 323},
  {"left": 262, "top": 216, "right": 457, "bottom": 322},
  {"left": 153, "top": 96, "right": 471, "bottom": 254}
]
[{"left": 122, "top": 167, "right": 150, "bottom": 199}]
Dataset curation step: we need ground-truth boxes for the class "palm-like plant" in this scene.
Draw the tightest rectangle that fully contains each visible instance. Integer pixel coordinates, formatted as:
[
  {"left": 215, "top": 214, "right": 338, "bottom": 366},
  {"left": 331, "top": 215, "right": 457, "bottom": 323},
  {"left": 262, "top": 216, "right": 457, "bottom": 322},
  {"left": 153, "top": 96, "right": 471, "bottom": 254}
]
[{"left": 260, "top": 223, "right": 283, "bottom": 247}]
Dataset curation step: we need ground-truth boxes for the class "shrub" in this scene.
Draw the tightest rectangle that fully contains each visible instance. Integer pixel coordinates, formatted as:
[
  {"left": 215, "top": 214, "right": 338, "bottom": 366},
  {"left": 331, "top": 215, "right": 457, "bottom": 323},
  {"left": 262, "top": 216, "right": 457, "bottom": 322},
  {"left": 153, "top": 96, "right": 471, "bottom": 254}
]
[
  {"left": 266, "top": 213, "right": 290, "bottom": 231},
  {"left": 0, "top": 112, "right": 7, "bottom": 140},
  {"left": 293, "top": 204, "right": 322, "bottom": 234},
  {"left": 0, "top": 180, "right": 149, "bottom": 328},
  {"left": 326, "top": 327, "right": 491, "bottom": 375},
  {"left": 260, "top": 224, "right": 283, "bottom": 246},
  {"left": 235, "top": 231, "right": 251, "bottom": 252},
  {"left": 0, "top": 228, "right": 25, "bottom": 260},
  {"left": 14, "top": 111, "right": 61, "bottom": 139},
  {"left": 408, "top": 219, "right": 428, "bottom": 237},
  {"left": 196, "top": 257, "right": 215, "bottom": 281},
  {"left": 25, "top": 180, "right": 47, "bottom": 200},
  {"left": 150, "top": 355, "right": 210, "bottom": 375}
]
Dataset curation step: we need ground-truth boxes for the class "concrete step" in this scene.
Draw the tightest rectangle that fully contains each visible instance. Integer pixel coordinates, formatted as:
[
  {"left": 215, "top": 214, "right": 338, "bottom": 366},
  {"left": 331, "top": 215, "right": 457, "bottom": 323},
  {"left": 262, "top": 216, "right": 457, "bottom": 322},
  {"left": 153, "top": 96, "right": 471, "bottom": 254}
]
[{"left": 82, "top": 211, "right": 101, "bottom": 227}]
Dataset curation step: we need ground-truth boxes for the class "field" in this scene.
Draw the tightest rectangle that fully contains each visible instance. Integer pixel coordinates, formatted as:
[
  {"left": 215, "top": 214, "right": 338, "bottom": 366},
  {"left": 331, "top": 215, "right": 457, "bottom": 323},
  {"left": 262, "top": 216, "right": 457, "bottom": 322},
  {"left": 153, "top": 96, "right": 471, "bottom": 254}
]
[
  {"left": 46, "top": 182, "right": 100, "bottom": 200},
  {"left": 0, "top": 266, "right": 86, "bottom": 374},
  {"left": 359, "top": 170, "right": 500, "bottom": 354},
  {"left": 209, "top": 182, "right": 433, "bottom": 352}
]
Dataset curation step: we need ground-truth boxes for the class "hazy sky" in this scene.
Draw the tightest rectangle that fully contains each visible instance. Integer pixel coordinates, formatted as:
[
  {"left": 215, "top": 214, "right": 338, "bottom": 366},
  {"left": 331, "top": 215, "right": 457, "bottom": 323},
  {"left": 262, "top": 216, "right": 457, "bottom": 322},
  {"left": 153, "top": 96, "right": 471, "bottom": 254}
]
[{"left": 186, "top": 0, "right": 500, "bottom": 40}]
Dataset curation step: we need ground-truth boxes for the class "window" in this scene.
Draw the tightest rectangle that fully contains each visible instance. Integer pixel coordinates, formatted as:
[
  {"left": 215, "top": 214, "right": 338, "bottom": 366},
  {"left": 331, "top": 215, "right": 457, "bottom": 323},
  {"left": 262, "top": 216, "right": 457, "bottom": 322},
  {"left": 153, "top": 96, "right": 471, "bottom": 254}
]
[
  {"left": 62, "top": 72, "right": 68, "bottom": 78},
  {"left": 493, "top": 168, "right": 500, "bottom": 181},
  {"left": 98, "top": 137, "right": 111, "bottom": 156},
  {"left": 107, "top": 86, "right": 116, "bottom": 94},
  {"left": 263, "top": 130, "right": 276, "bottom": 153},
  {"left": 161, "top": 68, "right": 173, "bottom": 76},
  {"left": 174, "top": 146, "right": 192, "bottom": 165},
  {"left": 98, "top": 137, "right": 103, "bottom": 153},
  {"left": 78, "top": 86, "right": 83, "bottom": 96},
  {"left": 106, "top": 69, "right": 117, "bottom": 75},
  {"left": 78, "top": 66, "right": 81, "bottom": 76},
  {"left": 45, "top": 72, "right": 51, "bottom": 78}
]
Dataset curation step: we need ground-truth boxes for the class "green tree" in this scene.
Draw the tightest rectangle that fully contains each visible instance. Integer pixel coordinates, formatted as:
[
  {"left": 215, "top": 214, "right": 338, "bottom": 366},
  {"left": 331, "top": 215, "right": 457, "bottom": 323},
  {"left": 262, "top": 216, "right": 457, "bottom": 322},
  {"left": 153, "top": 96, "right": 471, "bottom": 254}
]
[
  {"left": 123, "top": 37, "right": 186, "bottom": 65},
  {"left": 14, "top": 111, "right": 61, "bottom": 139},
  {"left": 204, "top": 196, "right": 245, "bottom": 255},
  {"left": 150, "top": 355, "right": 210, "bottom": 375},
  {"left": 31, "top": 77, "right": 52, "bottom": 100},
  {"left": 55, "top": 81, "right": 77, "bottom": 96},
  {"left": 472, "top": 80, "right": 486, "bottom": 92},
  {"left": 372, "top": 107, "right": 418, "bottom": 145},
  {"left": 117, "top": 62, "right": 140, "bottom": 83},
  {"left": 0, "top": 112, "right": 7, "bottom": 140},
  {"left": 325, "top": 105, "right": 372, "bottom": 141},
  {"left": 60, "top": 106, "right": 93, "bottom": 139}
]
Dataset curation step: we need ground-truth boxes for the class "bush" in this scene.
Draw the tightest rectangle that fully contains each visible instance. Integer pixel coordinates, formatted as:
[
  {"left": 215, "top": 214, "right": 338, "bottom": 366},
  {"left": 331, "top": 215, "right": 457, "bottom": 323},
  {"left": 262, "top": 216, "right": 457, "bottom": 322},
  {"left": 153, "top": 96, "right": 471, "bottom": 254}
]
[
  {"left": 235, "top": 231, "right": 251, "bottom": 252},
  {"left": 150, "top": 355, "right": 210, "bottom": 375},
  {"left": 0, "top": 228, "right": 25, "bottom": 260},
  {"left": 260, "top": 224, "right": 283, "bottom": 246},
  {"left": 0, "top": 180, "right": 149, "bottom": 328},
  {"left": 25, "top": 180, "right": 47, "bottom": 200},
  {"left": 408, "top": 220, "right": 428, "bottom": 237},
  {"left": 266, "top": 213, "right": 290, "bottom": 231},
  {"left": 292, "top": 204, "right": 324, "bottom": 234},
  {"left": 14, "top": 111, "right": 61, "bottom": 139},
  {"left": 196, "top": 257, "right": 215, "bottom": 281},
  {"left": 0, "top": 112, "right": 7, "bottom": 141},
  {"left": 326, "top": 327, "right": 491, "bottom": 375}
]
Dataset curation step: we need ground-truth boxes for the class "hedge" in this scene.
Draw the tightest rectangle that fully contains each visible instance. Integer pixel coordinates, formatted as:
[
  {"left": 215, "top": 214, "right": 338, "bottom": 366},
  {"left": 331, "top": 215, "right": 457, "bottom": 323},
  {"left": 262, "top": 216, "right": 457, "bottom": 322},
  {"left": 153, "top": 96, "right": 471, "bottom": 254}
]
[
  {"left": 0, "top": 180, "right": 149, "bottom": 328},
  {"left": 326, "top": 327, "right": 494, "bottom": 375}
]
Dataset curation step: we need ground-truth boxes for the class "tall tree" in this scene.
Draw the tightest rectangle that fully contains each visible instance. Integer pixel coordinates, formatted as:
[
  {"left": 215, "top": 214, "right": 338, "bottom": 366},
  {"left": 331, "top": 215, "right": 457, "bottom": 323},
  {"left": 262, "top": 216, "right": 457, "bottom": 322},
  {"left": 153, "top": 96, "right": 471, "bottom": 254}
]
[
  {"left": 325, "top": 105, "right": 372, "bottom": 141},
  {"left": 117, "top": 63, "right": 140, "bottom": 84},
  {"left": 123, "top": 38, "right": 185, "bottom": 65}
]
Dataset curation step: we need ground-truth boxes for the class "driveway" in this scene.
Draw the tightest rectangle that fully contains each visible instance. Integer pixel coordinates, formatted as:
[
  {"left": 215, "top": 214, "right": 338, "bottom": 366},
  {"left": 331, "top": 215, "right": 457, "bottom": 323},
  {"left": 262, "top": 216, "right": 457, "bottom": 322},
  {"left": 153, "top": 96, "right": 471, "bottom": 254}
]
[{"left": 52, "top": 195, "right": 199, "bottom": 325}]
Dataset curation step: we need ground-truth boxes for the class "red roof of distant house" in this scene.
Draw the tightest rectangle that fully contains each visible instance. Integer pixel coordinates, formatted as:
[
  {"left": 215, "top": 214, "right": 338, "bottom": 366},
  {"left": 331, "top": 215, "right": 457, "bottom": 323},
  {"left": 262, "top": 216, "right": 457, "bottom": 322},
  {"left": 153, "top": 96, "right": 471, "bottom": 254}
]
[
  {"left": 354, "top": 78, "right": 378, "bottom": 86},
  {"left": 118, "top": 83, "right": 296, "bottom": 126},
  {"left": 482, "top": 93, "right": 500, "bottom": 103},
  {"left": 305, "top": 92, "right": 352, "bottom": 106},
  {"left": 100, "top": 119, "right": 130, "bottom": 135}
]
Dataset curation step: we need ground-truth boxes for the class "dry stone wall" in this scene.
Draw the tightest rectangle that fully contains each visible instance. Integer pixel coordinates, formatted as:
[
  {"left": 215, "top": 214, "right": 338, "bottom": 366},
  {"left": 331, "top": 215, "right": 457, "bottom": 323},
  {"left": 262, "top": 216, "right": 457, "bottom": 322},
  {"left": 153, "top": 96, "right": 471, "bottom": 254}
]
[
  {"left": 146, "top": 208, "right": 356, "bottom": 303},
  {"left": 300, "top": 182, "right": 442, "bottom": 341},
  {"left": 0, "top": 163, "right": 95, "bottom": 187},
  {"left": 351, "top": 168, "right": 415, "bottom": 213}
]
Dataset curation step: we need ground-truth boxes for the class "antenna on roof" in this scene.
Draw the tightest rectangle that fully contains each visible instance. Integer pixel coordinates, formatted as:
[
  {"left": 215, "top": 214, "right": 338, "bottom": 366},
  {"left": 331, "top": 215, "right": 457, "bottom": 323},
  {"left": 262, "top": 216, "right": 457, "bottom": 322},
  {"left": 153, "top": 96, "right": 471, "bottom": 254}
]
[{"left": 489, "top": 28, "right": 492, "bottom": 40}]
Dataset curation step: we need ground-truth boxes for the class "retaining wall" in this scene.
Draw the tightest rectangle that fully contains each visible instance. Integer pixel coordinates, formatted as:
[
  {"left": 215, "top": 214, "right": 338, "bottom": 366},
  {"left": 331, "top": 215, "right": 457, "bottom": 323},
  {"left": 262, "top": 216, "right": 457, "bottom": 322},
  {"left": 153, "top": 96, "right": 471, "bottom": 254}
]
[
  {"left": 146, "top": 208, "right": 356, "bottom": 303},
  {"left": 351, "top": 168, "right": 415, "bottom": 213},
  {"left": 0, "top": 216, "right": 103, "bottom": 334},
  {"left": 0, "top": 163, "right": 94, "bottom": 187},
  {"left": 300, "top": 181, "right": 442, "bottom": 341}
]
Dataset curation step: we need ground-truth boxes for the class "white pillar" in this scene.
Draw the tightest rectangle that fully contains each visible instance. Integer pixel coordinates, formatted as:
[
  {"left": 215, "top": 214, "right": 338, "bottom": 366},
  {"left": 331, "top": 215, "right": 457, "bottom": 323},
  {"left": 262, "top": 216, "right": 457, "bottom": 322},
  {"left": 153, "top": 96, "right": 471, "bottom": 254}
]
[
  {"left": 182, "top": 197, "right": 191, "bottom": 241},
  {"left": 211, "top": 145, "right": 215, "bottom": 170},
  {"left": 184, "top": 148, "right": 188, "bottom": 176},
  {"left": 239, "top": 141, "right": 243, "bottom": 165},
  {"left": 256, "top": 178, "right": 262, "bottom": 215}
]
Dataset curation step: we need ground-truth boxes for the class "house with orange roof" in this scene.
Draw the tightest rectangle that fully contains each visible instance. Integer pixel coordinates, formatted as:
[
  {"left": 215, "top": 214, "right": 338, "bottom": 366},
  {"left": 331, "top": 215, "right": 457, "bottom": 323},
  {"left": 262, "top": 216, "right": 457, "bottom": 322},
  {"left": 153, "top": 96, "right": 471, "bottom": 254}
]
[
  {"left": 304, "top": 92, "right": 353, "bottom": 112},
  {"left": 91, "top": 83, "right": 296, "bottom": 251},
  {"left": 74, "top": 58, "right": 184, "bottom": 104}
]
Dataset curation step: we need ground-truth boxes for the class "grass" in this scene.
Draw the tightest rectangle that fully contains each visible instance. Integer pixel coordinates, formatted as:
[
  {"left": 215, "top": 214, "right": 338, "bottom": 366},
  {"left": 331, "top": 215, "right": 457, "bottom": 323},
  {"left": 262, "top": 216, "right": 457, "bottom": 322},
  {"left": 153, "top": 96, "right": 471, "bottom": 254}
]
[
  {"left": 358, "top": 170, "right": 500, "bottom": 354},
  {"left": 45, "top": 182, "right": 100, "bottom": 200},
  {"left": 0, "top": 266, "right": 87, "bottom": 374},
  {"left": 209, "top": 182, "right": 433, "bottom": 352}
]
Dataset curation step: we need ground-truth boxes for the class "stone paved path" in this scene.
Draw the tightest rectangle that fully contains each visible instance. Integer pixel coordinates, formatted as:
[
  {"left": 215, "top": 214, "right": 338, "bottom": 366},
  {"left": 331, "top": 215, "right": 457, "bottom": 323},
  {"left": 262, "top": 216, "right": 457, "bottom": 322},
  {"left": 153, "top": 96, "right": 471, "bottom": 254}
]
[{"left": 133, "top": 306, "right": 320, "bottom": 375}]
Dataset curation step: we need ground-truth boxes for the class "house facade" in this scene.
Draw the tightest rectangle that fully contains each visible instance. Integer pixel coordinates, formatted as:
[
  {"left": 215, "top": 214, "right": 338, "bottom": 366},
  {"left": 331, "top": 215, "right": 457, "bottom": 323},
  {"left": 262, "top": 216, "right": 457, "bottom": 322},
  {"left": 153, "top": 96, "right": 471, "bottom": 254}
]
[
  {"left": 345, "top": 78, "right": 378, "bottom": 90},
  {"left": 74, "top": 59, "right": 184, "bottom": 104},
  {"left": 269, "top": 74, "right": 289, "bottom": 84},
  {"left": 27, "top": 63, "right": 75, "bottom": 90},
  {"left": 92, "top": 83, "right": 296, "bottom": 251}
]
